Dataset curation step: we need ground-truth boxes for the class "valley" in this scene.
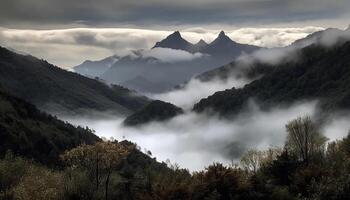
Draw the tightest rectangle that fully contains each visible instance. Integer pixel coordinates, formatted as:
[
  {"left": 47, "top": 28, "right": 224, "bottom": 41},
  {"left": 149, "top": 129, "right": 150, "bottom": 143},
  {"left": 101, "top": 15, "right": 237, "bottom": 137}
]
[{"left": 1, "top": 1, "right": 350, "bottom": 198}]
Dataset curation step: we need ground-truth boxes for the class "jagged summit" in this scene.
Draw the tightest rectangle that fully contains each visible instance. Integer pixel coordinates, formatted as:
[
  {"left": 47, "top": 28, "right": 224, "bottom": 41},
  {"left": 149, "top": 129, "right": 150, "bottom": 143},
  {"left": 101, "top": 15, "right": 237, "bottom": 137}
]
[
  {"left": 152, "top": 31, "right": 193, "bottom": 51},
  {"left": 210, "top": 30, "right": 234, "bottom": 45}
]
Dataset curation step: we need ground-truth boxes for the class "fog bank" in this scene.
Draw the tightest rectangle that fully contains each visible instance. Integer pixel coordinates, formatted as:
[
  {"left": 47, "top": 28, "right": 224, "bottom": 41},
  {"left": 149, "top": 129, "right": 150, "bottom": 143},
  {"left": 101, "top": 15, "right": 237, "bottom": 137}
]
[{"left": 65, "top": 101, "right": 318, "bottom": 171}]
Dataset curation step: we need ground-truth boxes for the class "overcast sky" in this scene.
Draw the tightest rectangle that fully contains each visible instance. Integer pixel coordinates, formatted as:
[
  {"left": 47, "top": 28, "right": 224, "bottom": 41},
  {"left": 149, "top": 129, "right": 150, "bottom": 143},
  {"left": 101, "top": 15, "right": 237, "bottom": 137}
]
[
  {"left": 1, "top": 0, "right": 350, "bottom": 28},
  {"left": 0, "top": 0, "right": 349, "bottom": 67}
]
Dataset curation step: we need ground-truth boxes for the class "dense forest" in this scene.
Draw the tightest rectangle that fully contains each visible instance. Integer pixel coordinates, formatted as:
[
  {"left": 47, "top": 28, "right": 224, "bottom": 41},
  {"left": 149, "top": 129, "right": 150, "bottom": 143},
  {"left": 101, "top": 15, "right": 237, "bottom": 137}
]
[{"left": 1, "top": 115, "right": 349, "bottom": 200}]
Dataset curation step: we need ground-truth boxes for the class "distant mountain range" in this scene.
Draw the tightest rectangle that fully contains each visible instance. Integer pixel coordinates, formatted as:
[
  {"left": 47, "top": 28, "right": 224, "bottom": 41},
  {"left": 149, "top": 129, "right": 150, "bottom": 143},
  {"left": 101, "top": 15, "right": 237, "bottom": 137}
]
[
  {"left": 153, "top": 31, "right": 260, "bottom": 58},
  {"left": 0, "top": 47, "right": 150, "bottom": 116},
  {"left": 74, "top": 31, "right": 261, "bottom": 93},
  {"left": 74, "top": 55, "right": 120, "bottom": 78}
]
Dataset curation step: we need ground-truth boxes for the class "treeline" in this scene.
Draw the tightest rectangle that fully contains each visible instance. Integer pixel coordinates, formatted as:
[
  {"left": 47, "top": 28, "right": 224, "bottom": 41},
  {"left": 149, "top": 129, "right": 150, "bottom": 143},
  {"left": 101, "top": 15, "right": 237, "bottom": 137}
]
[{"left": 1, "top": 116, "right": 350, "bottom": 200}]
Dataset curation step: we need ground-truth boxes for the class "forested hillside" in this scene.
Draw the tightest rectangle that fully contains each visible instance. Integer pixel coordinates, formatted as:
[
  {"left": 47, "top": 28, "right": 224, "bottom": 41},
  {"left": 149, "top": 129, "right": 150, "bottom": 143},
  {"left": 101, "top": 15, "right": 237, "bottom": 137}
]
[
  {"left": 0, "top": 47, "right": 149, "bottom": 116},
  {"left": 194, "top": 41, "right": 350, "bottom": 117},
  {"left": 0, "top": 86, "right": 100, "bottom": 165}
]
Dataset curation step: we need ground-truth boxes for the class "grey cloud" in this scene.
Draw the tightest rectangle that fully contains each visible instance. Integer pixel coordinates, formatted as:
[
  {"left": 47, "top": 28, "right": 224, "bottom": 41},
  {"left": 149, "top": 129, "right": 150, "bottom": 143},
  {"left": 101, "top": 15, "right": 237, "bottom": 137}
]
[{"left": 0, "top": 0, "right": 349, "bottom": 28}]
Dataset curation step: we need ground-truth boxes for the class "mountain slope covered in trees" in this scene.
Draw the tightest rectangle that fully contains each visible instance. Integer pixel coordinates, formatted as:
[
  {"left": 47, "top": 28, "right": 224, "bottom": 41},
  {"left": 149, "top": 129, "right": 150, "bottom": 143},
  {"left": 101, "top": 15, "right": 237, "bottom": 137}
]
[
  {"left": 193, "top": 41, "right": 350, "bottom": 116},
  {"left": 0, "top": 47, "right": 149, "bottom": 116},
  {"left": 0, "top": 86, "right": 100, "bottom": 165}
]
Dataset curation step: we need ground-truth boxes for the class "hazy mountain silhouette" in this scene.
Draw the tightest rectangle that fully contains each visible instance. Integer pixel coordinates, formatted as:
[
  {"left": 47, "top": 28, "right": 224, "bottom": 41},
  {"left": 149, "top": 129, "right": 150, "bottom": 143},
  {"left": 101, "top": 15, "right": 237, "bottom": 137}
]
[
  {"left": 74, "top": 55, "right": 119, "bottom": 77},
  {"left": 75, "top": 31, "right": 261, "bottom": 93}
]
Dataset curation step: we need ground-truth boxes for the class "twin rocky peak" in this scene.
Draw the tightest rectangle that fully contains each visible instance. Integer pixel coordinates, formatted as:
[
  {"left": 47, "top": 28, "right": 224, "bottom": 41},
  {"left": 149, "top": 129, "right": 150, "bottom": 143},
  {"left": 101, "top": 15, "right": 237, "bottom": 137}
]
[{"left": 152, "top": 31, "right": 259, "bottom": 56}]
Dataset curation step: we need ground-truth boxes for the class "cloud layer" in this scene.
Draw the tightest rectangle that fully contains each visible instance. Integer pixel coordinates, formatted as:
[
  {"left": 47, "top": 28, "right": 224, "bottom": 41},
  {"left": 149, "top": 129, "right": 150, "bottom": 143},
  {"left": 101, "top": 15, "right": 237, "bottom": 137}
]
[
  {"left": 0, "top": 27, "right": 323, "bottom": 67},
  {"left": 138, "top": 48, "right": 204, "bottom": 63}
]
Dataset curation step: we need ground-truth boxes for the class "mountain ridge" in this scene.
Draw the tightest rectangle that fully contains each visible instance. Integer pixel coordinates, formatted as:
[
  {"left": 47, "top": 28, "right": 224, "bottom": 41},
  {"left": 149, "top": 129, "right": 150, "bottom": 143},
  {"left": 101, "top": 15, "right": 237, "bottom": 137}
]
[{"left": 0, "top": 46, "right": 150, "bottom": 116}]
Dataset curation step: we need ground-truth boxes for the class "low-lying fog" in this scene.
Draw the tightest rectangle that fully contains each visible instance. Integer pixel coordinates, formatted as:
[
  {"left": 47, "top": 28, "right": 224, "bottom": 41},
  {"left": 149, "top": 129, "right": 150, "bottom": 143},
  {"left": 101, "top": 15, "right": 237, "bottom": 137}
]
[
  {"left": 66, "top": 102, "right": 315, "bottom": 171},
  {"left": 65, "top": 101, "right": 350, "bottom": 171}
]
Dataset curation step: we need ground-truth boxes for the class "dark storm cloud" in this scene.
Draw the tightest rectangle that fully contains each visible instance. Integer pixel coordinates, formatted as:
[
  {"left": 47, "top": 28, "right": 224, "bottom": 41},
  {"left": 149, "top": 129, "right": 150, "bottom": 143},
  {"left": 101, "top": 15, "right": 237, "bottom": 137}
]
[{"left": 1, "top": 0, "right": 349, "bottom": 27}]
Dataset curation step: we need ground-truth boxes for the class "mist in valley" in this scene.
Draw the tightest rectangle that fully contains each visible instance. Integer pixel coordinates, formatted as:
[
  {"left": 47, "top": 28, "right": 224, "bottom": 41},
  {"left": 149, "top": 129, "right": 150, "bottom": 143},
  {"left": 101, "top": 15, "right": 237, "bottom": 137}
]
[{"left": 63, "top": 70, "right": 350, "bottom": 171}]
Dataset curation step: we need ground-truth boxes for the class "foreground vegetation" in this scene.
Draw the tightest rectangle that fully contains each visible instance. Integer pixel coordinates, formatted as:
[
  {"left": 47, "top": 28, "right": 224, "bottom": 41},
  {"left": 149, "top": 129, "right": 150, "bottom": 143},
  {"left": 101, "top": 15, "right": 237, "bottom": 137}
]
[{"left": 1, "top": 116, "right": 349, "bottom": 200}]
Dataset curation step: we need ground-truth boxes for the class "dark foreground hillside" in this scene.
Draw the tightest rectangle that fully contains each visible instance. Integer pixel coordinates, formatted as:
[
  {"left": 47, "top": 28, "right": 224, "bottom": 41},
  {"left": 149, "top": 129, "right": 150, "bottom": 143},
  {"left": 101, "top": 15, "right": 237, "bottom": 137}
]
[
  {"left": 194, "top": 41, "right": 350, "bottom": 116},
  {"left": 0, "top": 47, "right": 149, "bottom": 116},
  {"left": 1, "top": 115, "right": 349, "bottom": 200},
  {"left": 0, "top": 86, "right": 100, "bottom": 165}
]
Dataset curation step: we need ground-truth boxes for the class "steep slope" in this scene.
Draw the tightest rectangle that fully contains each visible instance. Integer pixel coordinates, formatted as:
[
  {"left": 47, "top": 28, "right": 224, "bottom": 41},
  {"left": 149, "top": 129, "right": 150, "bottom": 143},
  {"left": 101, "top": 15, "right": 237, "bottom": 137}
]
[
  {"left": 193, "top": 41, "right": 350, "bottom": 116},
  {"left": 124, "top": 100, "right": 184, "bottom": 126},
  {"left": 0, "top": 86, "right": 100, "bottom": 165},
  {"left": 0, "top": 47, "right": 149, "bottom": 116}
]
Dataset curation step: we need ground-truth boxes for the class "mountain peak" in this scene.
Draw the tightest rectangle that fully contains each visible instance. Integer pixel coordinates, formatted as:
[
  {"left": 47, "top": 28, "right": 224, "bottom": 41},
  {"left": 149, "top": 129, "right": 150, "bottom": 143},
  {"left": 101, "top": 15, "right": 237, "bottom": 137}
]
[
  {"left": 152, "top": 31, "right": 193, "bottom": 51},
  {"left": 163, "top": 31, "right": 183, "bottom": 41},
  {"left": 210, "top": 30, "right": 233, "bottom": 45},
  {"left": 171, "top": 31, "right": 181, "bottom": 37},
  {"left": 218, "top": 30, "right": 226, "bottom": 37}
]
